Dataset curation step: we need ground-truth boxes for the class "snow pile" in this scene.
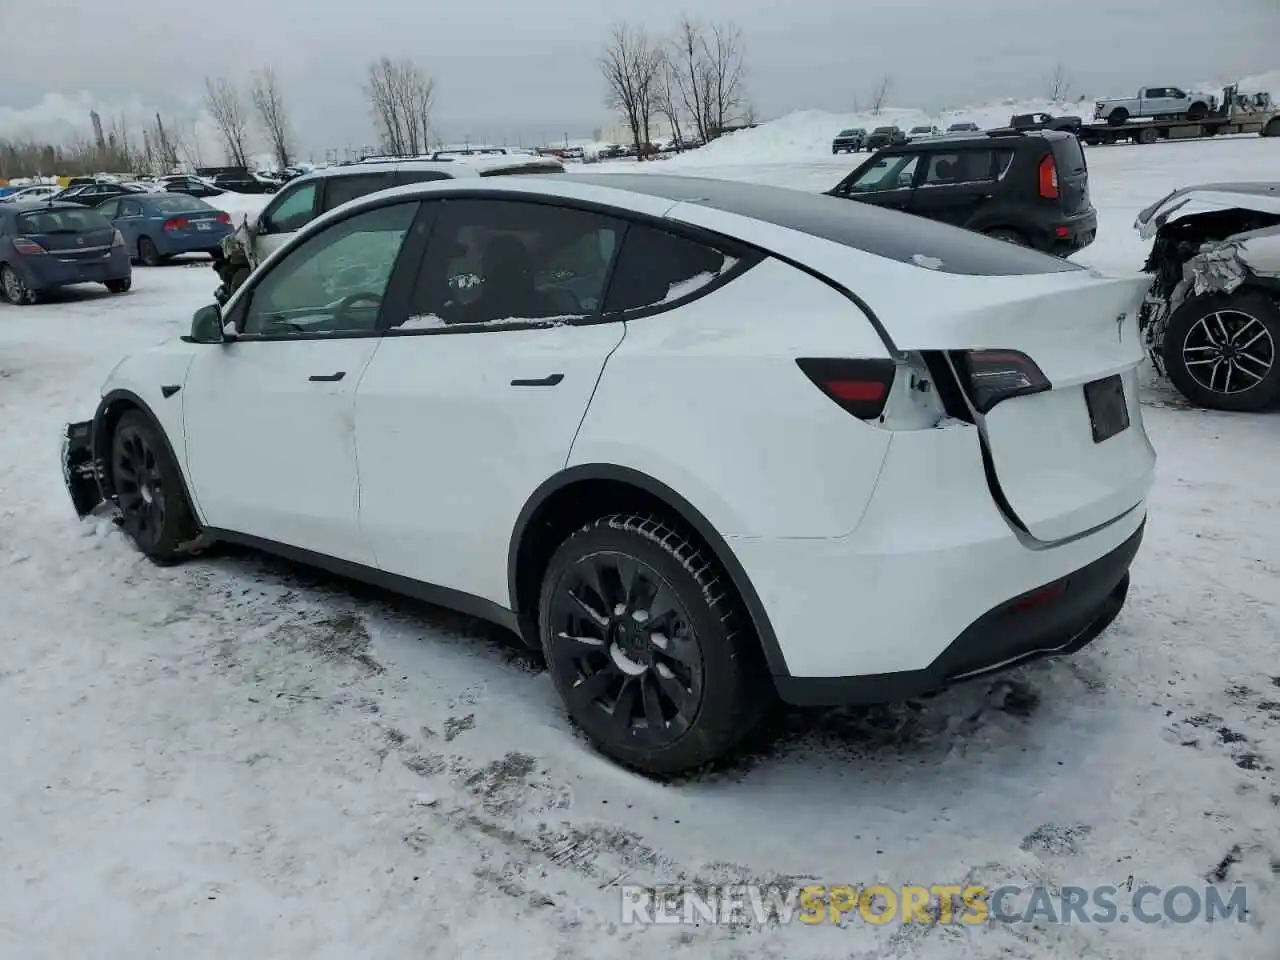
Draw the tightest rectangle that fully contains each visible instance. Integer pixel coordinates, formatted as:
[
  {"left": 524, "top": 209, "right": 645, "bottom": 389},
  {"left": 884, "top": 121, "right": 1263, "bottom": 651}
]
[
  {"left": 206, "top": 191, "right": 271, "bottom": 222},
  {"left": 660, "top": 98, "right": 1090, "bottom": 168}
]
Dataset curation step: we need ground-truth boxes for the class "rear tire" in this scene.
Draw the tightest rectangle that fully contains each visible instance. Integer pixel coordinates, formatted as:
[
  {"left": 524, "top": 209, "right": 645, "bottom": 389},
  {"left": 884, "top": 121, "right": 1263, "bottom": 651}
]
[
  {"left": 1107, "top": 108, "right": 1129, "bottom": 126},
  {"left": 138, "top": 236, "right": 163, "bottom": 267},
  {"left": 104, "top": 278, "right": 131, "bottom": 294},
  {"left": 538, "top": 514, "right": 770, "bottom": 775},
  {"left": 1162, "top": 291, "right": 1280, "bottom": 412},
  {"left": 985, "top": 227, "right": 1030, "bottom": 247},
  {"left": 110, "top": 410, "right": 201, "bottom": 563},
  {"left": 1, "top": 264, "right": 37, "bottom": 305}
]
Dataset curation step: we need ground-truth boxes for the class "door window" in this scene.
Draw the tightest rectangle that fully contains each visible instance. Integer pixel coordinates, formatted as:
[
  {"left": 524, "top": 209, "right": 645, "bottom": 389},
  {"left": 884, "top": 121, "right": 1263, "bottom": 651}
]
[
  {"left": 120, "top": 199, "right": 144, "bottom": 217},
  {"left": 97, "top": 199, "right": 120, "bottom": 219},
  {"left": 400, "top": 199, "right": 623, "bottom": 329},
  {"left": 838, "top": 154, "right": 920, "bottom": 194},
  {"left": 262, "top": 181, "right": 318, "bottom": 233},
  {"left": 239, "top": 201, "right": 417, "bottom": 337},
  {"left": 603, "top": 224, "right": 739, "bottom": 314},
  {"left": 395, "top": 170, "right": 452, "bottom": 186},
  {"left": 321, "top": 173, "right": 395, "bottom": 214},
  {"left": 922, "top": 150, "right": 995, "bottom": 185}
]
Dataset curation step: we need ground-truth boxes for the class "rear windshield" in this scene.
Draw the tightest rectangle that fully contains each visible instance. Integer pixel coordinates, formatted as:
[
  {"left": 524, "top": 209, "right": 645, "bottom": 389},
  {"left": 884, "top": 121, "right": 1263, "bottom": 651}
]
[
  {"left": 17, "top": 208, "right": 111, "bottom": 233},
  {"left": 873, "top": 127, "right": 896, "bottom": 133},
  {"left": 838, "top": 129, "right": 859, "bottom": 136},
  {"left": 152, "top": 196, "right": 212, "bottom": 215},
  {"left": 1052, "top": 134, "right": 1087, "bottom": 173}
]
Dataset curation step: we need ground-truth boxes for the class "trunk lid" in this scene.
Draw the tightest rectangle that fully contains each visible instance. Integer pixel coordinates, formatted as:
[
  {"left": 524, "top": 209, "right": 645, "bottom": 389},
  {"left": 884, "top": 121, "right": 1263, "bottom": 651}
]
[
  {"left": 881, "top": 268, "right": 1155, "bottom": 543},
  {"left": 16, "top": 207, "right": 115, "bottom": 259}
]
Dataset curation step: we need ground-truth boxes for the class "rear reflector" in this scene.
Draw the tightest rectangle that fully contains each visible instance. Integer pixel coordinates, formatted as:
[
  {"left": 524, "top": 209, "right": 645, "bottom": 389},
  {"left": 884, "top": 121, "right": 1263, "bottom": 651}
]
[
  {"left": 796, "top": 358, "right": 895, "bottom": 420},
  {"left": 13, "top": 237, "right": 46, "bottom": 255},
  {"left": 1006, "top": 579, "right": 1068, "bottom": 613},
  {"left": 1038, "top": 155, "right": 1059, "bottom": 199},
  {"left": 954, "top": 349, "right": 1050, "bottom": 414}
]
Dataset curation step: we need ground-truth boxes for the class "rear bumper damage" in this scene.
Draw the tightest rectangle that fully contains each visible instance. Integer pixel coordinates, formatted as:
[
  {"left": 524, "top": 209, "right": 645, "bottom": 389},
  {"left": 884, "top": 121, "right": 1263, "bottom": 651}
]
[{"left": 62, "top": 419, "right": 107, "bottom": 518}]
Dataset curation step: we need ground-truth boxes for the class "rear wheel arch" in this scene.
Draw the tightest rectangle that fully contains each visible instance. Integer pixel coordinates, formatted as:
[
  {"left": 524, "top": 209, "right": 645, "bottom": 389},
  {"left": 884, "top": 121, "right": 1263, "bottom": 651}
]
[{"left": 506, "top": 464, "right": 788, "bottom": 679}]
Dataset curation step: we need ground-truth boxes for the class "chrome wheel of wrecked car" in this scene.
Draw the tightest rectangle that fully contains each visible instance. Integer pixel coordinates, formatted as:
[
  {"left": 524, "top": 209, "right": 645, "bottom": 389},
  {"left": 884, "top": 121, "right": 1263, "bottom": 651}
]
[{"left": 1164, "top": 292, "right": 1280, "bottom": 412}]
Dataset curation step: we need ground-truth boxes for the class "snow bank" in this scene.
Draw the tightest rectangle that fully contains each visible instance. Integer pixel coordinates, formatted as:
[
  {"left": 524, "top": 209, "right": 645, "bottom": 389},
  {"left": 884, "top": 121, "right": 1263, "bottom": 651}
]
[{"left": 660, "top": 97, "right": 1091, "bottom": 168}]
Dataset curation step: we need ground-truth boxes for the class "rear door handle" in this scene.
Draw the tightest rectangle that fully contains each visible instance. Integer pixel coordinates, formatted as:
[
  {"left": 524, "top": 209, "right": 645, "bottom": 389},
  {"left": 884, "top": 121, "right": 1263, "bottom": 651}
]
[
  {"left": 510, "top": 374, "right": 564, "bottom": 387},
  {"left": 309, "top": 372, "right": 346, "bottom": 382}
]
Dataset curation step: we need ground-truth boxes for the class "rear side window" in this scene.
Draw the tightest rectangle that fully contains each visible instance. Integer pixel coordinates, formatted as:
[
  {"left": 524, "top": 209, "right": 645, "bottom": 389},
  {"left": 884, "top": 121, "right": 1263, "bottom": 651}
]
[
  {"left": 922, "top": 150, "right": 995, "bottom": 184},
  {"left": 17, "top": 208, "right": 111, "bottom": 233},
  {"left": 395, "top": 170, "right": 452, "bottom": 186},
  {"left": 1052, "top": 135, "right": 1087, "bottom": 173},
  {"left": 322, "top": 173, "right": 395, "bottom": 214},
  {"left": 603, "top": 224, "right": 740, "bottom": 314}
]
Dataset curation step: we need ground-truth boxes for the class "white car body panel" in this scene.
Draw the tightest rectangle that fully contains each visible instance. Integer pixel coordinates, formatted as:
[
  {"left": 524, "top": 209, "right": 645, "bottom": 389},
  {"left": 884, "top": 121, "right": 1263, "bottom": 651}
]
[
  {"left": 181, "top": 339, "right": 383, "bottom": 565},
  {"left": 570, "top": 257, "right": 893, "bottom": 539},
  {"left": 1134, "top": 182, "right": 1280, "bottom": 240},
  {"left": 355, "top": 323, "right": 625, "bottom": 605}
]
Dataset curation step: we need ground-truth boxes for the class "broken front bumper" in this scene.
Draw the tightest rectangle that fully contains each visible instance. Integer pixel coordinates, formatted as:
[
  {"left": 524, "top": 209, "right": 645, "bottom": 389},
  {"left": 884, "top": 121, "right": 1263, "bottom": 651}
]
[{"left": 62, "top": 419, "right": 107, "bottom": 518}]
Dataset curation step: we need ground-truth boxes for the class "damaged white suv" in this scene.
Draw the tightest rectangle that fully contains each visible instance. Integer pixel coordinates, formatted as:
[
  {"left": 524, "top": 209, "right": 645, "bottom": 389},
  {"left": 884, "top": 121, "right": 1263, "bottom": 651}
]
[{"left": 1135, "top": 183, "right": 1280, "bottom": 411}]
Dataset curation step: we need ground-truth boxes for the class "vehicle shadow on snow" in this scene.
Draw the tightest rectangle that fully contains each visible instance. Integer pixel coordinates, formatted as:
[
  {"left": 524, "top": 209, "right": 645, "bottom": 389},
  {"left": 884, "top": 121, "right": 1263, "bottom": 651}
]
[{"left": 193, "top": 539, "right": 1072, "bottom": 785}]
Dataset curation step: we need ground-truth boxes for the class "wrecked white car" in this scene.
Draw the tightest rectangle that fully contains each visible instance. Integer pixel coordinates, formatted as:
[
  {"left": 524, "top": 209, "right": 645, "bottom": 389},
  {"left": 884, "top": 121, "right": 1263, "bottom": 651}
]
[{"left": 1134, "top": 183, "right": 1280, "bottom": 411}]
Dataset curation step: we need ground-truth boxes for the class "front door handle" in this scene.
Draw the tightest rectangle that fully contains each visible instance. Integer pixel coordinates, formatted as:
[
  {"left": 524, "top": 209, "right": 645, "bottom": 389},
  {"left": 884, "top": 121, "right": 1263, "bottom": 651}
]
[
  {"left": 309, "top": 372, "right": 346, "bottom": 382},
  {"left": 510, "top": 373, "right": 564, "bottom": 387}
]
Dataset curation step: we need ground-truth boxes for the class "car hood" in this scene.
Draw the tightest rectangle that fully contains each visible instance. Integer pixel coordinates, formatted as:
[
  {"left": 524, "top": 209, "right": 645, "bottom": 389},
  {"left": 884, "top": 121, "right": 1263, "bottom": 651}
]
[{"left": 1134, "top": 182, "right": 1280, "bottom": 239}]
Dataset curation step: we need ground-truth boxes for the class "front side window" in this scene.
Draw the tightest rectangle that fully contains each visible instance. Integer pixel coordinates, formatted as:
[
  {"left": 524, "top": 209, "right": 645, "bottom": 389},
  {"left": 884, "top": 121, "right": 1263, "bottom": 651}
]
[
  {"left": 240, "top": 201, "right": 417, "bottom": 337},
  {"left": 603, "top": 225, "right": 738, "bottom": 314},
  {"left": 840, "top": 154, "right": 920, "bottom": 193},
  {"left": 400, "top": 199, "right": 623, "bottom": 329},
  {"left": 97, "top": 199, "right": 121, "bottom": 219},
  {"left": 922, "top": 150, "right": 994, "bottom": 185},
  {"left": 262, "top": 181, "right": 318, "bottom": 234}
]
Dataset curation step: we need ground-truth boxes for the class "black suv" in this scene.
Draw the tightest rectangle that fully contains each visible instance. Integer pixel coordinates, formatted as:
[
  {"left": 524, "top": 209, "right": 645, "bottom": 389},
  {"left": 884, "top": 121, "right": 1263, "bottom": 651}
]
[
  {"left": 826, "top": 129, "right": 1097, "bottom": 255},
  {"left": 866, "top": 125, "right": 906, "bottom": 150}
]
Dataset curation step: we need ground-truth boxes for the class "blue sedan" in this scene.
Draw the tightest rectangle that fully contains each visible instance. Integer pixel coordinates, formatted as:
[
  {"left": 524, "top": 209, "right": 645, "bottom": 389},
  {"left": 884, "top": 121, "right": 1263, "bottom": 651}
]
[
  {"left": 0, "top": 202, "right": 131, "bottom": 305},
  {"left": 97, "top": 193, "right": 233, "bottom": 266}
]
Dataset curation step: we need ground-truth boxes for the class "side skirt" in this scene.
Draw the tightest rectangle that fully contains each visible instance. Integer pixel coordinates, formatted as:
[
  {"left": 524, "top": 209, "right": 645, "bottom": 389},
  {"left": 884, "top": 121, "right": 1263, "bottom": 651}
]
[{"left": 203, "top": 527, "right": 526, "bottom": 638}]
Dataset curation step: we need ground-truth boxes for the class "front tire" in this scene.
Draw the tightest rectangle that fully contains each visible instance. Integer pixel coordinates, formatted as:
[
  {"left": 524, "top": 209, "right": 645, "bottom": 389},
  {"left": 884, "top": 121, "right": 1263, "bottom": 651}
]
[
  {"left": 1187, "top": 101, "right": 1208, "bottom": 121},
  {"left": 104, "top": 278, "right": 131, "bottom": 294},
  {"left": 1162, "top": 291, "right": 1280, "bottom": 412},
  {"left": 110, "top": 411, "right": 201, "bottom": 562},
  {"left": 538, "top": 514, "right": 769, "bottom": 775}
]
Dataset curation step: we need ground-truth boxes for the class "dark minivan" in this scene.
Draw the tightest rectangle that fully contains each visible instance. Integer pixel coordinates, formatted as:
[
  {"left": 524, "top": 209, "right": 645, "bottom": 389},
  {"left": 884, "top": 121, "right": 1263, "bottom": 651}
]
[
  {"left": 0, "top": 202, "right": 132, "bottom": 304},
  {"left": 826, "top": 129, "right": 1096, "bottom": 255}
]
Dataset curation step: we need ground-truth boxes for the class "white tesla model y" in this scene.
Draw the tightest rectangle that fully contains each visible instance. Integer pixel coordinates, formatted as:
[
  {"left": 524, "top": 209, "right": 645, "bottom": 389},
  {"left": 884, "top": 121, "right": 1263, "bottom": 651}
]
[{"left": 63, "top": 173, "right": 1156, "bottom": 774}]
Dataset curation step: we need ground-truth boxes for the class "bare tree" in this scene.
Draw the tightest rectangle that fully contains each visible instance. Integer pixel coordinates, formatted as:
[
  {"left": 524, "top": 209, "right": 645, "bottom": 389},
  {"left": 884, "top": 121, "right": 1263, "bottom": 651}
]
[
  {"left": 1047, "top": 63, "right": 1072, "bottom": 103},
  {"left": 170, "top": 116, "right": 205, "bottom": 171},
  {"left": 671, "top": 17, "right": 711, "bottom": 143},
  {"left": 869, "top": 75, "right": 892, "bottom": 115},
  {"left": 251, "top": 66, "right": 294, "bottom": 170},
  {"left": 655, "top": 56, "right": 686, "bottom": 149},
  {"left": 700, "top": 22, "right": 747, "bottom": 138},
  {"left": 365, "top": 57, "right": 435, "bottom": 156},
  {"left": 203, "top": 76, "right": 251, "bottom": 167},
  {"left": 600, "top": 23, "right": 664, "bottom": 159}
]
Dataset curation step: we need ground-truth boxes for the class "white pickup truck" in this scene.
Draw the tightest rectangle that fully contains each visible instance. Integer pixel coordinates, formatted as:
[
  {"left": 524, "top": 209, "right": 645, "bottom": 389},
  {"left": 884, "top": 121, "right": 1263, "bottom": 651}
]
[{"left": 1094, "top": 86, "right": 1217, "bottom": 125}]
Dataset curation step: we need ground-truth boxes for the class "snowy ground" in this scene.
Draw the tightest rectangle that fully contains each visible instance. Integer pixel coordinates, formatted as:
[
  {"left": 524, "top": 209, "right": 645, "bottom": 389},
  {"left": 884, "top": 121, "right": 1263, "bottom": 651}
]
[{"left": 2, "top": 129, "right": 1279, "bottom": 960}]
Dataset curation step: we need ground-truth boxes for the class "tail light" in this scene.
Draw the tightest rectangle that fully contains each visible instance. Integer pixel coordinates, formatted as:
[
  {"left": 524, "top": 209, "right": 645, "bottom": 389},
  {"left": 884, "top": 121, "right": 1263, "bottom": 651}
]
[
  {"left": 12, "top": 237, "right": 46, "bottom": 255},
  {"left": 1038, "top": 155, "right": 1059, "bottom": 199},
  {"left": 163, "top": 217, "right": 188, "bottom": 231},
  {"left": 111, "top": 229, "right": 125, "bottom": 248},
  {"left": 796, "top": 358, "right": 895, "bottom": 420},
  {"left": 215, "top": 212, "right": 231, "bottom": 225},
  {"left": 953, "top": 350, "right": 1050, "bottom": 413}
]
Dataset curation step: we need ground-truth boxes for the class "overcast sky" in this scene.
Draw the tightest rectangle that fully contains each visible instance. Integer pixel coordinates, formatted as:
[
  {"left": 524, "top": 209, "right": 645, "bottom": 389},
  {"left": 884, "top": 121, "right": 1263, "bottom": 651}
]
[{"left": 1, "top": 0, "right": 1276, "bottom": 157}]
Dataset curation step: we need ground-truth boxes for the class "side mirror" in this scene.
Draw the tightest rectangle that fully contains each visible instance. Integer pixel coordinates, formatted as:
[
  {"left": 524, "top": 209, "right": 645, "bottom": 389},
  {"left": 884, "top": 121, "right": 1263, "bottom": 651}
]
[
  {"left": 187, "top": 304, "right": 226, "bottom": 343},
  {"left": 254, "top": 214, "right": 269, "bottom": 234}
]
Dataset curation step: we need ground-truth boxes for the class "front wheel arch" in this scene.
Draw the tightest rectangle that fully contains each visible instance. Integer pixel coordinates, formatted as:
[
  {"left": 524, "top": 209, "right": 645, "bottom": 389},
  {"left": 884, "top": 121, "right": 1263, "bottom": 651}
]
[
  {"left": 507, "top": 464, "right": 788, "bottom": 680},
  {"left": 92, "top": 390, "right": 200, "bottom": 517}
]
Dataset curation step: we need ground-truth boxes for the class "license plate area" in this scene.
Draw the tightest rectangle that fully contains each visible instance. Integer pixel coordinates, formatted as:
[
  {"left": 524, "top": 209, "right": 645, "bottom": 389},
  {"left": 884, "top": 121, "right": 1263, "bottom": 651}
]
[
  {"left": 197, "top": 222, "right": 212, "bottom": 231},
  {"left": 1083, "top": 374, "right": 1129, "bottom": 443}
]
